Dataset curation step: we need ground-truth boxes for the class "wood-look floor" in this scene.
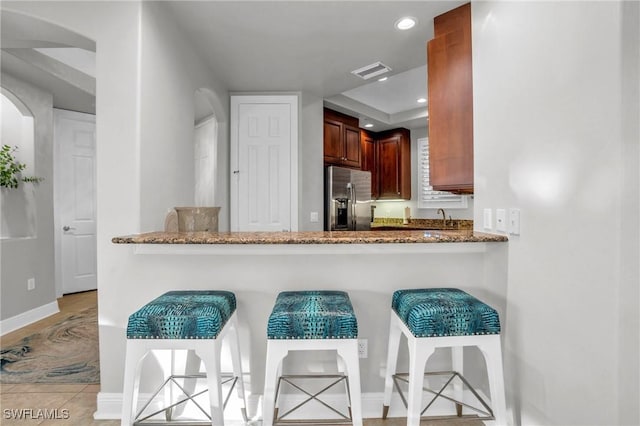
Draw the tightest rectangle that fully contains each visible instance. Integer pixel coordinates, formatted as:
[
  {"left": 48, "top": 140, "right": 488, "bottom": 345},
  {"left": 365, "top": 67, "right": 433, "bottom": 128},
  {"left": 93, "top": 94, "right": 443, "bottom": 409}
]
[{"left": 0, "top": 291, "right": 482, "bottom": 425}]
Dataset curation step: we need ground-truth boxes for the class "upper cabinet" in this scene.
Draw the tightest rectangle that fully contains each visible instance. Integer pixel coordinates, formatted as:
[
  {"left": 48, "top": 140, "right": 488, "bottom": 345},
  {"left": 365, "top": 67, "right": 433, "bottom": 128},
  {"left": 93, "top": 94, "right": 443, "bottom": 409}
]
[
  {"left": 360, "top": 129, "right": 378, "bottom": 199},
  {"left": 427, "top": 3, "right": 474, "bottom": 194},
  {"left": 323, "top": 108, "right": 361, "bottom": 169},
  {"left": 324, "top": 108, "right": 411, "bottom": 200},
  {"left": 376, "top": 128, "right": 411, "bottom": 200}
]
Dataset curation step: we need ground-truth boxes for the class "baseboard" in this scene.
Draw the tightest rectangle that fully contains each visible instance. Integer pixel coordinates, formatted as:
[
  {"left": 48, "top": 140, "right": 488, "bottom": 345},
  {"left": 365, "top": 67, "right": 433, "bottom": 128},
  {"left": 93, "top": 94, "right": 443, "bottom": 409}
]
[
  {"left": 95, "top": 390, "right": 490, "bottom": 421},
  {"left": 95, "top": 392, "right": 258, "bottom": 422},
  {"left": 94, "top": 393, "right": 123, "bottom": 420},
  {"left": 0, "top": 301, "right": 59, "bottom": 336}
]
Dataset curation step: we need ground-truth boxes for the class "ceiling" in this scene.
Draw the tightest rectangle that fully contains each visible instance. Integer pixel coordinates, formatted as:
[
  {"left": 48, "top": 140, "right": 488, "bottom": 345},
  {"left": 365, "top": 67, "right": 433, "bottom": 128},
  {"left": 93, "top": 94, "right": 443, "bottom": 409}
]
[
  {"left": 163, "top": 1, "right": 464, "bottom": 130},
  {"left": 1, "top": 1, "right": 465, "bottom": 128}
]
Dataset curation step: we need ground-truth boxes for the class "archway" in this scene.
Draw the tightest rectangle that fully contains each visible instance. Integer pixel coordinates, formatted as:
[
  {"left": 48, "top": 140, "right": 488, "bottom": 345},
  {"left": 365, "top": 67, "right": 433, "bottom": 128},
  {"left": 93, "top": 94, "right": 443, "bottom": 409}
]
[
  {"left": 193, "top": 88, "right": 218, "bottom": 206},
  {"left": 0, "top": 88, "right": 36, "bottom": 239}
]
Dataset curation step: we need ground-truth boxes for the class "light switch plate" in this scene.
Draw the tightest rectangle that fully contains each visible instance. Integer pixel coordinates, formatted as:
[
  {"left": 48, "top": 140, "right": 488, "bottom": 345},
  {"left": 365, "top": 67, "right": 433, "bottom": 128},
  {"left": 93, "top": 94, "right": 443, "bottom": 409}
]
[
  {"left": 509, "top": 208, "right": 520, "bottom": 235},
  {"left": 496, "top": 209, "right": 506, "bottom": 232},
  {"left": 483, "top": 208, "right": 492, "bottom": 230}
]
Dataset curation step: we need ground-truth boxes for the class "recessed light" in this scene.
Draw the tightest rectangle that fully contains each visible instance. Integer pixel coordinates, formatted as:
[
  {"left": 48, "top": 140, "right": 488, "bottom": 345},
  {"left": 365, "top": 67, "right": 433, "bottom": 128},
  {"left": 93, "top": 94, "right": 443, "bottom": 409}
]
[
  {"left": 395, "top": 17, "right": 417, "bottom": 30},
  {"left": 364, "top": 123, "right": 374, "bottom": 128},
  {"left": 417, "top": 98, "right": 427, "bottom": 104},
  {"left": 378, "top": 76, "right": 388, "bottom": 82}
]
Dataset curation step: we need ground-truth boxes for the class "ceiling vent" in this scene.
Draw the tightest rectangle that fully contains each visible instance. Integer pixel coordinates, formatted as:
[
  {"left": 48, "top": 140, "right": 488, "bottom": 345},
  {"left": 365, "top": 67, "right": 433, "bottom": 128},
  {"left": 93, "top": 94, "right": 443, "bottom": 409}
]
[{"left": 351, "top": 61, "right": 392, "bottom": 80}]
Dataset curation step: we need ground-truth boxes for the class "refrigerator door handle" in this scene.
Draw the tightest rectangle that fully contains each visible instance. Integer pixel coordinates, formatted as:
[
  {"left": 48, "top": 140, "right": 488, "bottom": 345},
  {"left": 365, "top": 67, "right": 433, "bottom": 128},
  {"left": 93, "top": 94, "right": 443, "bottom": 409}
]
[{"left": 350, "top": 183, "right": 357, "bottom": 230}]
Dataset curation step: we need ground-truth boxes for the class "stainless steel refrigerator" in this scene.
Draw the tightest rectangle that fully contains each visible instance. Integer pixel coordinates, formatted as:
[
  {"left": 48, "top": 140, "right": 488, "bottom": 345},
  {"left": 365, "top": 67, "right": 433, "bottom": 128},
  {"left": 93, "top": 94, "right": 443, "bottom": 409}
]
[{"left": 325, "top": 166, "right": 372, "bottom": 231}]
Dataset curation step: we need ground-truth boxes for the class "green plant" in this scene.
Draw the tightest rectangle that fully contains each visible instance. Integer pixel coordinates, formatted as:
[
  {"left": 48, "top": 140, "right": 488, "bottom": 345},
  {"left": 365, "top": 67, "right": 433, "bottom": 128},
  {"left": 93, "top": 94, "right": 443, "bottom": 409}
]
[{"left": 0, "top": 145, "right": 43, "bottom": 189}]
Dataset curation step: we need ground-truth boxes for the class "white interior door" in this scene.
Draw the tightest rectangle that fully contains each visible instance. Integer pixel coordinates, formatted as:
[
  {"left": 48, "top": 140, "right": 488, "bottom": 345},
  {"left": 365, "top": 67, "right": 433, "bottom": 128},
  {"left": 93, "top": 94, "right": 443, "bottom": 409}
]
[
  {"left": 54, "top": 109, "right": 97, "bottom": 295},
  {"left": 231, "top": 96, "right": 298, "bottom": 232},
  {"left": 194, "top": 115, "right": 217, "bottom": 206}
]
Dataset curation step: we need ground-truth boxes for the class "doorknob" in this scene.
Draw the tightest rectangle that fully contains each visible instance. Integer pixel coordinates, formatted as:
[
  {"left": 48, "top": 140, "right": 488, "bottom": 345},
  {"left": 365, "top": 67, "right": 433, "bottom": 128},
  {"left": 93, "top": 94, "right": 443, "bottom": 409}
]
[{"left": 63, "top": 225, "right": 76, "bottom": 231}]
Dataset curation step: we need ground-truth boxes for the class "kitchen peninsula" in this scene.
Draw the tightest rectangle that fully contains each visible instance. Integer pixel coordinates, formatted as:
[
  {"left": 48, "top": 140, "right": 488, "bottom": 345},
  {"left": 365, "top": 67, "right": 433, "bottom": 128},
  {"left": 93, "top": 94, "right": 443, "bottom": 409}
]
[{"left": 107, "top": 230, "right": 508, "bottom": 420}]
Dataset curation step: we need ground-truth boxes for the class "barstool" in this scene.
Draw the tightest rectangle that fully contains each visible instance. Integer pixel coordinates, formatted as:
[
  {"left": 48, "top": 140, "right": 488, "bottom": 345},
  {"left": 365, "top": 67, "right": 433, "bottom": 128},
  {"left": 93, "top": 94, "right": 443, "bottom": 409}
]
[
  {"left": 382, "top": 288, "right": 507, "bottom": 426},
  {"left": 262, "top": 290, "right": 363, "bottom": 426},
  {"left": 121, "top": 290, "right": 247, "bottom": 425}
]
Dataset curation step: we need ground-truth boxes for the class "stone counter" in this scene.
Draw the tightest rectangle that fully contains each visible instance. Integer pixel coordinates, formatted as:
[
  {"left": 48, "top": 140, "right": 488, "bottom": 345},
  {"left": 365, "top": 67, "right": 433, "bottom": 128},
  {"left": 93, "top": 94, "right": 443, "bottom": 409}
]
[{"left": 112, "top": 229, "right": 506, "bottom": 245}]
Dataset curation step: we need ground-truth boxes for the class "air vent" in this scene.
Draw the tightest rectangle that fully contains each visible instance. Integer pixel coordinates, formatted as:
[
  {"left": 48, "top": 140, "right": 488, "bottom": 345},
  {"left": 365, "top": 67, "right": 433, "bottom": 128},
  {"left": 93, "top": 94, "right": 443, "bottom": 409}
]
[{"left": 351, "top": 61, "right": 392, "bottom": 80}]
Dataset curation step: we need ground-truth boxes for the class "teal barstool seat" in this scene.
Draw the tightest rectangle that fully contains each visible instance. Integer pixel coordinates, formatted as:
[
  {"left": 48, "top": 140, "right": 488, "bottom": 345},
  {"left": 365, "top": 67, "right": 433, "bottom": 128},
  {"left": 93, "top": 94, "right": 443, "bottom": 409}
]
[
  {"left": 127, "top": 290, "right": 236, "bottom": 339},
  {"left": 382, "top": 288, "right": 507, "bottom": 426},
  {"left": 263, "top": 291, "right": 363, "bottom": 426},
  {"left": 267, "top": 290, "right": 358, "bottom": 340},
  {"left": 121, "top": 290, "right": 247, "bottom": 426},
  {"left": 392, "top": 288, "right": 501, "bottom": 338}
]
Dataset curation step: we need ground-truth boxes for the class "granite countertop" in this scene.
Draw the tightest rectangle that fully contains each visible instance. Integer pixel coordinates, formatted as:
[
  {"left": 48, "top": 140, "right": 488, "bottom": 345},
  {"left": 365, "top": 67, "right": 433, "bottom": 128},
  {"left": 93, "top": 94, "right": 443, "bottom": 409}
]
[
  {"left": 370, "top": 218, "right": 474, "bottom": 231},
  {"left": 112, "top": 230, "right": 507, "bottom": 245}
]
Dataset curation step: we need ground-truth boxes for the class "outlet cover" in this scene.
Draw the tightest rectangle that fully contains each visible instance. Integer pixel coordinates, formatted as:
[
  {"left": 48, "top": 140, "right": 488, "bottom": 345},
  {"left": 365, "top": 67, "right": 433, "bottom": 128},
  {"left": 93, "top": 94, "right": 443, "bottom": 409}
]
[
  {"left": 483, "top": 208, "right": 492, "bottom": 230},
  {"left": 310, "top": 212, "right": 319, "bottom": 223},
  {"left": 496, "top": 209, "right": 506, "bottom": 232},
  {"left": 509, "top": 208, "right": 521, "bottom": 235},
  {"left": 27, "top": 278, "right": 35, "bottom": 291},
  {"left": 358, "top": 339, "right": 368, "bottom": 358}
]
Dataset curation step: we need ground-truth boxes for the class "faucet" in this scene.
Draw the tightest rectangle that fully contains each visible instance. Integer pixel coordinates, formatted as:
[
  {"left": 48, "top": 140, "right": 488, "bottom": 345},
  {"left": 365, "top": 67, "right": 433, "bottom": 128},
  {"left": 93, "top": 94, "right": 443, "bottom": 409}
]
[{"left": 437, "top": 208, "right": 447, "bottom": 228}]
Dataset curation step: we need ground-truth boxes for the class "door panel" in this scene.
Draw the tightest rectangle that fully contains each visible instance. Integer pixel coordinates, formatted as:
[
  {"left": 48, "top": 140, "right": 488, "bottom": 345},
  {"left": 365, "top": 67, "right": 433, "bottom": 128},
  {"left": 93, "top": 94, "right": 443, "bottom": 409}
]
[
  {"left": 343, "top": 125, "right": 361, "bottom": 168},
  {"left": 55, "top": 109, "right": 96, "bottom": 295},
  {"left": 237, "top": 102, "right": 292, "bottom": 231},
  {"left": 323, "top": 119, "right": 343, "bottom": 164},
  {"left": 378, "top": 137, "right": 400, "bottom": 198}
]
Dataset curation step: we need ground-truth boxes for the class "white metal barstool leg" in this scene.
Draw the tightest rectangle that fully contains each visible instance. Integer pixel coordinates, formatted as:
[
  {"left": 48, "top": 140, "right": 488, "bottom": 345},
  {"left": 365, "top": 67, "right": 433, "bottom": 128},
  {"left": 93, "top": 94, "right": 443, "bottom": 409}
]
[
  {"left": 452, "top": 346, "right": 464, "bottom": 416},
  {"left": 336, "top": 353, "right": 350, "bottom": 416},
  {"left": 196, "top": 342, "right": 225, "bottom": 426},
  {"left": 121, "top": 342, "right": 149, "bottom": 426},
  {"left": 382, "top": 310, "right": 402, "bottom": 417},
  {"left": 478, "top": 335, "right": 507, "bottom": 426},
  {"left": 406, "top": 337, "right": 434, "bottom": 426},
  {"left": 336, "top": 341, "right": 363, "bottom": 426},
  {"left": 228, "top": 315, "right": 248, "bottom": 420},
  {"left": 263, "top": 341, "right": 288, "bottom": 426}
]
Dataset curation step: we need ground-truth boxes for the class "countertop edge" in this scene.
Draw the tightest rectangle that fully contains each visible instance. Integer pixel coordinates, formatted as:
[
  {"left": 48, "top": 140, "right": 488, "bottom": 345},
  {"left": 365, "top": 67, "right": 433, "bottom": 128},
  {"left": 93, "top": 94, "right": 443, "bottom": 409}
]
[
  {"left": 111, "top": 230, "right": 508, "bottom": 247},
  {"left": 130, "top": 242, "right": 494, "bottom": 255}
]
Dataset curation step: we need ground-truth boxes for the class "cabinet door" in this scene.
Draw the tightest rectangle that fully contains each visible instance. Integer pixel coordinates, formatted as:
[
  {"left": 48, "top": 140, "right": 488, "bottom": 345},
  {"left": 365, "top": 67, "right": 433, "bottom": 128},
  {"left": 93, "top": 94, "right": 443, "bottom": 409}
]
[
  {"left": 342, "top": 125, "right": 361, "bottom": 169},
  {"left": 360, "top": 130, "right": 378, "bottom": 199},
  {"left": 377, "top": 129, "right": 411, "bottom": 199},
  {"left": 427, "top": 3, "right": 474, "bottom": 193},
  {"left": 323, "top": 119, "right": 344, "bottom": 165},
  {"left": 378, "top": 136, "right": 401, "bottom": 199}
]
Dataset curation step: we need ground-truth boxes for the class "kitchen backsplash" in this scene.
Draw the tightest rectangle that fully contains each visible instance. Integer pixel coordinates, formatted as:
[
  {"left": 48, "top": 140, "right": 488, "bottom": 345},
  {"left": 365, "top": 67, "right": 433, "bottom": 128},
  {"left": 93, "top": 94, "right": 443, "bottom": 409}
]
[{"left": 373, "top": 217, "right": 474, "bottom": 230}]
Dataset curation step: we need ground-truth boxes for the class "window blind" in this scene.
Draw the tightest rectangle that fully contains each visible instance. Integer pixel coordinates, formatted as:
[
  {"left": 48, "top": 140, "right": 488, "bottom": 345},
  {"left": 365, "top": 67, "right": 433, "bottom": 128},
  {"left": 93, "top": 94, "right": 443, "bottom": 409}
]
[{"left": 417, "top": 138, "right": 468, "bottom": 209}]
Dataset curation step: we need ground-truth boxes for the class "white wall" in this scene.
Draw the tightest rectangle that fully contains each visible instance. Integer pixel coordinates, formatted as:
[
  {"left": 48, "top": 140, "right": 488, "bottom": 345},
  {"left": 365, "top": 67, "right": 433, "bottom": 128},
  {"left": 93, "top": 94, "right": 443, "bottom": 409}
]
[
  {"left": 472, "top": 2, "right": 639, "bottom": 425},
  {"left": 3, "top": 0, "right": 145, "bottom": 394},
  {"left": 299, "top": 92, "right": 324, "bottom": 231},
  {"left": 0, "top": 73, "right": 56, "bottom": 322},
  {"left": 139, "top": 2, "right": 230, "bottom": 232},
  {"left": 618, "top": 2, "right": 640, "bottom": 423}
]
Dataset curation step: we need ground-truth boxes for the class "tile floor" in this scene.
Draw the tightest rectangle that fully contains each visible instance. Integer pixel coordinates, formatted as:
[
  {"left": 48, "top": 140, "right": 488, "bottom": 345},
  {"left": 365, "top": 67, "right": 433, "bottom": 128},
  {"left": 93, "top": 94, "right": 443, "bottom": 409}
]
[
  {"left": 1, "top": 291, "right": 483, "bottom": 425},
  {"left": 1, "top": 291, "right": 118, "bottom": 425}
]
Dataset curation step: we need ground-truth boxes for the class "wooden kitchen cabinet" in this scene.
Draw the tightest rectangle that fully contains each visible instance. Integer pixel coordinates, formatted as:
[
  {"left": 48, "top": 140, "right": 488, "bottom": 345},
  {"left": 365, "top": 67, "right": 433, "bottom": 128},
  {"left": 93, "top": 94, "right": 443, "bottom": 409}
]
[
  {"left": 376, "top": 128, "right": 411, "bottom": 200},
  {"left": 427, "top": 3, "right": 474, "bottom": 193},
  {"left": 323, "top": 108, "right": 361, "bottom": 169},
  {"left": 360, "top": 129, "right": 378, "bottom": 199},
  {"left": 324, "top": 109, "right": 410, "bottom": 200}
]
